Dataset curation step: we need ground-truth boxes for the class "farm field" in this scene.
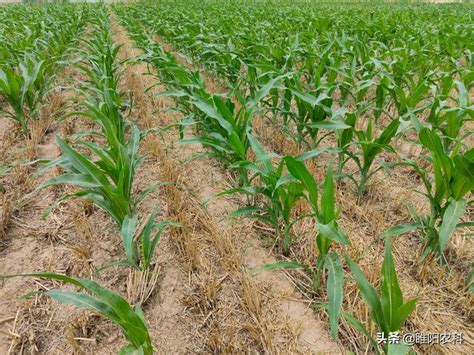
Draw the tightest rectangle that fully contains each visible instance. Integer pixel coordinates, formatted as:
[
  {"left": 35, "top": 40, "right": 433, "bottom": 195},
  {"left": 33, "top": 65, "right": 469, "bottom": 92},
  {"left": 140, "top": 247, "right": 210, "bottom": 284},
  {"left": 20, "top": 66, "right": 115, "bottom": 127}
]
[{"left": 0, "top": 1, "right": 472, "bottom": 354}]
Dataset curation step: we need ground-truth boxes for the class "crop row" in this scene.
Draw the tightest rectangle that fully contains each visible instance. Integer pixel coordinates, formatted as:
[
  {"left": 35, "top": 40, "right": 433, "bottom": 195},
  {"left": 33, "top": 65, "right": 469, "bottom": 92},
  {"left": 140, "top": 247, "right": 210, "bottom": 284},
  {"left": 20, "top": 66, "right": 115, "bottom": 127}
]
[{"left": 1, "top": 5, "right": 167, "bottom": 354}]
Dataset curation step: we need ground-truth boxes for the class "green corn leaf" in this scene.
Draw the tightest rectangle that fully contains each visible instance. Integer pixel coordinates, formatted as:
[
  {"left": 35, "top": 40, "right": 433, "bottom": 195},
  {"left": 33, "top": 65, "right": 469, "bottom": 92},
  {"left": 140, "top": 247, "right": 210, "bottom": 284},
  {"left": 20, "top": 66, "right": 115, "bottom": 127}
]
[
  {"left": 383, "top": 222, "right": 421, "bottom": 238},
  {"left": 438, "top": 199, "right": 467, "bottom": 253},
  {"left": 121, "top": 215, "right": 138, "bottom": 268},
  {"left": 79, "top": 141, "right": 116, "bottom": 173},
  {"left": 375, "top": 84, "right": 384, "bottom": 119},
  {"left": 77, "top": 279, "right": 150, "bottom": 348},
  {"left": 455, "top": 80, "right": 468, "bottom": 107},
  {"left": 46, "top": 290, "right": 120, "bottom": 323},
  {"left": 316, "top": 221, "right": 350, "bottom": 246},
  {"left": 141, "top": 209, "right": 158, "bottom": 269},
  {"left": 56, "top": 137, "right": 110, "bottom": 186},
  {"left": 193, "top": 96, "right": 234, "bottom": 133},
  {"left": 306, "top": 120, "right": 350, "bottom": 130},
  {"left": 419, "top": 128, "right": 452, "bottom": 181},
  {"left": 380, "top": 241, "right": 403, "bottom": 332},
  {"left": 376, "top": 118, "right": 400, "bottom": 146},
  {"left": 294, "top": 147, "right": 340, "bottom": 161},
  {"left": 128, "top": 123, "right": 141, "bottom": 163},
  {"left": 291, "top": 89, "right": 329, "bottom": 108},
  {"left": 407, "top": 81, "right": 429, "bottom": 109},
  {"left": 119, "top": 344, "right": 147, "bottom": 355},
  {"left": 345, "top": 253, "right": 386, "bottom": 334},
  {"left": 285, "top": 156, "right": 318, "bottom": 209},
  {"left": 325, "top": 252, "right": 344, "bottom": 338},
  {"left": 393, "top": 298, "right": 417, "bottom": 332},
  {"left": 213, "top": 95, "right": 238, "bottom": 129},
  {"left": 1, "top": 270, "right": 152, "bottom": 351},
  {"left": 229, "top": 205, "right": 262, "bottom": 217},
  {"left": 80, "top": 191, "right": 124, "bottom": 226},
  {"left": 227, "top": 131, "right": 247, "bottom": 159},
  {"left": 248, "top": 74, "right": 287, "bottom": 110},
  {"left": 387, "top": 343, "right": 410, "bottom": 355},
  {"left": 275, "top": 173, "right": 298, "bottom": 190},
  {"left": 248, "top": 133, "right": 273, "bottom": 175},
  {"left": 320, "top": 161, "right": 335, "bottom": 223},
  {"left": 134, "top": 303, "right": 147, "bottom": 325},
  {"left": 39, "top": 173, "right": 102, "bottom": 190},
  {"left": 451, "top": 155, "right": 474, "bottom": 200}
]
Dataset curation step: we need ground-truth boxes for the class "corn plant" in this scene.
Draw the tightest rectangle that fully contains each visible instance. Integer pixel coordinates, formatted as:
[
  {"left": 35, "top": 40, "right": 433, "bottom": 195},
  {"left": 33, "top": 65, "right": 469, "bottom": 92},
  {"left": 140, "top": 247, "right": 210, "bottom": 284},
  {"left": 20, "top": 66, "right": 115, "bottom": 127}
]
[
  {"left": 426, "top": 79, "right": 473, "bottom": 151},
  {"left": 261, "top": 157, "right": 349, "bottom": 338},
  {"left": 115, "top": 1, "right": 472, "bottom": 124},
  {"left": 335, "top": 112, "right": 357, "bottom": 175},
  {"left": 120, "top": 210, "right": 179, "bottom": 271},
  {"left": 179, "top": 92, "right": 252, "bottom": 185},
  {"left": 385, "top": 75, "right": 431, "bottom": 121},
  {"left": 221, "top": 133, "right": 307, "bottom": 254},
  {"left": 233, "top": 134, "right": 304, "bottom": 254},
  {"left": 177, "top": 77, "right": 285, "bottom": 185},
  {"left": 142, "top": 46, "right": 253, "bottom": 183},
  {"left": 39, "top": 130, "right": 143, "bottom": 227},
  {"left": 386, "top": 128, "right": 473, "bottom": 263},
  {"left": 75, "top": 37, "right": 126, "bottom": 153},
  {"left": 338, "top": 117, "right": 401, "bottom": 198},
  {"left": 0, "top": 272, "right": 152, "bottom": 354},
  {"left": 0, "top": 57, "right": 49, "bottom": 135},
  {"left": 344, "top": 241, "right": 417, "bottom": 354},
  {"left": 112, "top": 2, "right": 474, "bottom": 352},
  {"left": 280, "top": 72, "right": 349, "bottom": 148},
  {"left": 287, "top": 157, "right": 350, "bottom": 285},
  {"left": 129, "top": 17, "right": 288, "bottom": 186}
]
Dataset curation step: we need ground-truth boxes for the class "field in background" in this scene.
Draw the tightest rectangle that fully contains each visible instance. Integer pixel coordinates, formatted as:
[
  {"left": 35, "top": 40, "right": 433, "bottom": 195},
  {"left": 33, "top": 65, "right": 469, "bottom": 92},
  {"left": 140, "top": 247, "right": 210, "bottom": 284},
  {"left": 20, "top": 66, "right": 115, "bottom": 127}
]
[{"left": 0, "top": 1, "right": 472, "bottom": 354}]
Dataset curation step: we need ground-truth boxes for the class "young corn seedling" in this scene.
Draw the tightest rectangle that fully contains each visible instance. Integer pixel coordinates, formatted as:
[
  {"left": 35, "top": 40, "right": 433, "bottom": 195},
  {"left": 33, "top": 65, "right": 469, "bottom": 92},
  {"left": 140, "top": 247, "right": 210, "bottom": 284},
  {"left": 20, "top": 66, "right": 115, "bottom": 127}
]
[
  {"left": 281, "top": 71, "right": 348, "bottom": 148},
  {"left": 0, "top": 56, "right": 49, "bottom": 136},
  {"left": 120, "top": 210, "right": 179, "bottom": 271},
  {"left": 286, "top": 158, "right": 350, "bottom": 288},
  {"left": 141, "top": 46, "right": 250, "bottom": 181},
  {"left": 335, "top": 111, "right": 357, "bottom": 176},
  {"left": 0, "top": 272, "right": 153, "bottom": 354},
  {"left": 39, "top": 129, "right": 142, "bottom": 227},
  {"left": 285, "top": 157, "right": 350, "bottom": 337},
  {"left": 180, "top": 92, "right": 251, "bottom": 185},
  {"left": 338, "top": 116, "right": 401, "bottom": 198},
  {"left": 222, "top": 133, "right": 305, "bottom": 255},
  {"left": 143, "top": 32, "right": 287, "bottom": 187},
  {"left": 344, "top": 241, "right": 417, "bottom": 354},
  {"left": 426, "top": 79, "right": 473, "bottom": 151},
  {"left": 385, "top": 73, "right": 431, "bottom": 126},
  {"left": 177, "top": 76, "right": 286, "bottom": 186},
  {"left": 262, "top": 157, "right": 349, "bottom": 338},
  {"left": 386, "top": 127, "right": 473, "bottom": 264}
]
